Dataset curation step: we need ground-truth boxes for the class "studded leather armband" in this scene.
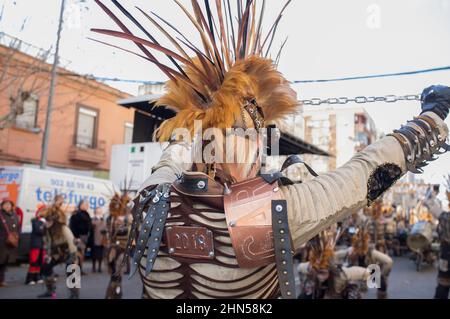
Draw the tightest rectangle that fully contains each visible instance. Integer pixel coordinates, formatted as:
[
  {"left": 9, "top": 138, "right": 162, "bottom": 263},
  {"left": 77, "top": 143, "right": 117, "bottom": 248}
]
[
  {"left": 388, "top": 114, "right": 449, "bottom": 174},
  {"left": 120, "top": 183, "right": 171, "bottom": 278}
]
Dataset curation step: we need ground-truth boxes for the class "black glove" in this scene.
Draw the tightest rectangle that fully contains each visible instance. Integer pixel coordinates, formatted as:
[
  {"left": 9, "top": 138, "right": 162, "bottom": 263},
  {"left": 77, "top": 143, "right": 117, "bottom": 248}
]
[{"left": 420, "top": 85, "right": 450, "bottom": 120}]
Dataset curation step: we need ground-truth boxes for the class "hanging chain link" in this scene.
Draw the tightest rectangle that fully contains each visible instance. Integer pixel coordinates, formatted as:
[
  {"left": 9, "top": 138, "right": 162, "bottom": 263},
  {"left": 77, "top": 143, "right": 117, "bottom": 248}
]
[{"left": 300, "top": 94, "right": 422, "bottom": 106}]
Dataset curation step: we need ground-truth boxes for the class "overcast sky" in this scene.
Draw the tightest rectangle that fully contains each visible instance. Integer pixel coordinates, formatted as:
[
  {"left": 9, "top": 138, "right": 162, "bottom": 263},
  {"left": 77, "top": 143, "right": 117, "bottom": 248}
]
[{"left": 1, "top": 0, "right": 449, "bottom": 196}]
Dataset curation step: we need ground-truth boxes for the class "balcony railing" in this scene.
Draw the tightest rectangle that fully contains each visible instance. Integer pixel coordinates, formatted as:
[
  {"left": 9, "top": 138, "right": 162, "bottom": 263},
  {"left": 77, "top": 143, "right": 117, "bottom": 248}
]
[{"left": 69, "top": 135, "right": 106, "bottom": 164}]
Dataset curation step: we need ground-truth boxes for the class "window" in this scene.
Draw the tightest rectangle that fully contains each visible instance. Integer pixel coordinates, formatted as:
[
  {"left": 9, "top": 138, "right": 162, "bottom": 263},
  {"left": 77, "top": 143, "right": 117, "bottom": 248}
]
[
  {"left": 124, "top": 122, "right": 134, "bottom": 144},
  {"left": 76, "top": 106, "right": 98, "bottom": 148},
  {"left": 355, "top": 132, "right": 369, "bottom": 146},
  {"left": 15, "top": 93, "right": 38, "bottom": 130}
]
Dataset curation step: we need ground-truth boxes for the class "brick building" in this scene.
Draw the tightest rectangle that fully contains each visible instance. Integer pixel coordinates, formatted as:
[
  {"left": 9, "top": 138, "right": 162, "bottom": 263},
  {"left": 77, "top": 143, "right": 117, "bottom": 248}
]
[{"left": 0, "top": 35, "right": 133, "bottom": 177}]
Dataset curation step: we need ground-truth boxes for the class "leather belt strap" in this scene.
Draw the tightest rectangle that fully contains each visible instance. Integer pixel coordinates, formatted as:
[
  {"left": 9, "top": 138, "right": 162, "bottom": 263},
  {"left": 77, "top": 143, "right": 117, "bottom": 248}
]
[
  {"left": 281, "top": 155, "right": 318, "bottom": 177},
  {"left": 129, "top": 184, "right": 171, "bottom": 278},
  {"left": 272, "top": 200, "right": 296, "bottom": 299},
  {"left": 144, "top": 197, "right": 170, "bottom": 276}
]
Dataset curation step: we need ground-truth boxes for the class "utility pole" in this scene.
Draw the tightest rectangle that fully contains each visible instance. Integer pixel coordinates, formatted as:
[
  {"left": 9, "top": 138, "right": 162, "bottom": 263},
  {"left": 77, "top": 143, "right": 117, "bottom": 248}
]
[{"left": 40, "top": 0, "right": 66, "bottom": 169}]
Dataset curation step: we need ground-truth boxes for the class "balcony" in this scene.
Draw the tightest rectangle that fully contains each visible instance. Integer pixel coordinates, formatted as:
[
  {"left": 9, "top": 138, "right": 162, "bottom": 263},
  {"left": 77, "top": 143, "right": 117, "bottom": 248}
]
[{"left": 68, "top": 135, "right": 106, "bottom": 165}]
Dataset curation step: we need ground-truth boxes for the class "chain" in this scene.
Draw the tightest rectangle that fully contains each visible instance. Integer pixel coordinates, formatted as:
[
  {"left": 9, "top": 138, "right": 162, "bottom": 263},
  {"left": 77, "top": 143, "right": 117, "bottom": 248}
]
[{"left": 300, "top": 94, "right": 421, "bottom": 106}]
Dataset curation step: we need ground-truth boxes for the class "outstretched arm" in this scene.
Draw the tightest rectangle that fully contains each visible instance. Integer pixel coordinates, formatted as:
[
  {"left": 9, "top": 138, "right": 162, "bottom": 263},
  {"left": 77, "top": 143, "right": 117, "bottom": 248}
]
[{"left": 283, "top": 86, "right": 450, "bottom": 250}]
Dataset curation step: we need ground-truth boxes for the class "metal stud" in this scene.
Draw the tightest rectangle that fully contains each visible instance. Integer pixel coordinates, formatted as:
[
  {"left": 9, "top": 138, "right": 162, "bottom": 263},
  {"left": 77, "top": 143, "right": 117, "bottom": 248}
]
[
  {"left": 280, "top": 238, "right": 285, "bottom": 243},
  {"left": 282, "top": 261, "right": 286, "bottom": 265},
  {"left": 278, "top": 220, "right": 282, "bottom": 224},
  {"left": 281, "top": 250, "right": 286, "bottom": 254},
  {"left": 280, "top": 229, "right": 285, "bottom": 234},
  {"left": 229, "top": 221, "right": 236, "bottom": 227},
  {"left": 197, "top": 180, "right": 206, "bottom": 189},
  {"left": 285, "top": 282, "right": 289, "bottom": 286},
  {"left": 275, "top": 205, "right": 283, "bottom": 212},
  {"left": 287, "top": 291, "right": 292, "bottom": 296},
  {"left": 209, "top": 251, "right": 215, "bottom": 257},
  {"left": 273, "top": 187, "right": 279, "bottom": 192},
  {"left": 169, "top": 248, "right": 175, "bottom": 254}
]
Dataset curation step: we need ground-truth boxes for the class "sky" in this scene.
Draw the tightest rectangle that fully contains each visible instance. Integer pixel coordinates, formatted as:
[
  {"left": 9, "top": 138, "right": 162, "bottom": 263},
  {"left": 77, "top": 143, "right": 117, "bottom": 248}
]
[{"left": 0, "top": 0, "right": 449, "bottom": 197}]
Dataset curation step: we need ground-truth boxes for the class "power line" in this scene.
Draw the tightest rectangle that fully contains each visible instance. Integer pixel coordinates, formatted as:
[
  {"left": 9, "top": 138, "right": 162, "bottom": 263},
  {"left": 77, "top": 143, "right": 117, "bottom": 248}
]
[
  {"left": 292, "top": 66, "right": 450, "bottom": 84},
  {"left": 78, "top": 65, "right": 450, "bottom": 86}
]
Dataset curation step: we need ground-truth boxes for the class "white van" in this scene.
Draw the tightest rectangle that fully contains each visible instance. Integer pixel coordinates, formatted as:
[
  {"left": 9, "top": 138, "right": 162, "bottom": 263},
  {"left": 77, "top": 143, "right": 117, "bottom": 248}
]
[{"left": 0, "top": 166, "right": 116, "bottom": 260}]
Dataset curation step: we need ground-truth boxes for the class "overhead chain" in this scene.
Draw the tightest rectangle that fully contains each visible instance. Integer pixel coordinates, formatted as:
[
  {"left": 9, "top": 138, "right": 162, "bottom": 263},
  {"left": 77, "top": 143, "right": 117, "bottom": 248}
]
[{"left": 300, "top": 94, "right": 421, "bottom": 106}]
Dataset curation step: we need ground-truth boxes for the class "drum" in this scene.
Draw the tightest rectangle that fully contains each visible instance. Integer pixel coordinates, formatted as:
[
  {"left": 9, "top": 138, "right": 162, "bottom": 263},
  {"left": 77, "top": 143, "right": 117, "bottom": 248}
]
[{"left": 407, "top": 221, "right": 433, "bottom": 251}]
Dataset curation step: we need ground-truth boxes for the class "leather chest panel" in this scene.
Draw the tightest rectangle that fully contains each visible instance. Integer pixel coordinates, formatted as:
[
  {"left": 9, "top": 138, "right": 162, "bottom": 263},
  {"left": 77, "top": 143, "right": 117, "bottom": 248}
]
[{"left": 223, "top": 177, "right": 282, "bottom": 268}]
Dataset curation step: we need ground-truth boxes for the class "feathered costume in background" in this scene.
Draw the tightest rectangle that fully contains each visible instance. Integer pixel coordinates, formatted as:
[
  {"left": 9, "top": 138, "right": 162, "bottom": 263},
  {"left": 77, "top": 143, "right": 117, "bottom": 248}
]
[
  {"left": 309, "top": 229, "right": 342, "bottom": 271},
  {"left": 351, "top": 222, "right": 371, "bottom": 256},
  {"left": 105, "top": 181, "right": 132, "bottom": 299},
  {"left": 90, "top": 0, "right": 300, "bottom": 141}
]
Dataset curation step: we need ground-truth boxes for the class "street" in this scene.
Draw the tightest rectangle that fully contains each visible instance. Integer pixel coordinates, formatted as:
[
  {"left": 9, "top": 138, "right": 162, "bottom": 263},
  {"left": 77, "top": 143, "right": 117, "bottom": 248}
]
[
  {"left": 0, "top": 256, "right": 439, "bottom": 299},
  {"left": 0, "top": 263, "right": 142, "bottom": 299}
]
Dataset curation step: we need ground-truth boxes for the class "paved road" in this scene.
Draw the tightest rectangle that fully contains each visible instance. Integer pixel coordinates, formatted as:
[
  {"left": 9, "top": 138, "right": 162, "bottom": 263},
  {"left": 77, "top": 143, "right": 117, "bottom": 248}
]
[
  {"left": 0, "top": 262, "right": 142, "bottom": 299},
  {"left": 0, "top": 256, "right": 439, "bottom": 299},
  {"left": 365, "top": 255, "right": 438, "bottom": 299}
]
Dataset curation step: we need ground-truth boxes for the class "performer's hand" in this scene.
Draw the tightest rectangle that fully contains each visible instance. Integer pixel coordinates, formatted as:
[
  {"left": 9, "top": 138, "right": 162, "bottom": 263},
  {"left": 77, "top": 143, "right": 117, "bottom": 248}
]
[{"left": 420, "top": 85, "right": 450, "bottom": 120}]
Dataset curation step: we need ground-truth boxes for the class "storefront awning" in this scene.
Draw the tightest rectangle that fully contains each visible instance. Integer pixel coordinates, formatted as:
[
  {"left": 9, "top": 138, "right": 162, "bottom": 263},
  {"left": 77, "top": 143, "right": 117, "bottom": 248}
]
[{"left": 117, "top": 96, "right": 330, "bottom": 156}]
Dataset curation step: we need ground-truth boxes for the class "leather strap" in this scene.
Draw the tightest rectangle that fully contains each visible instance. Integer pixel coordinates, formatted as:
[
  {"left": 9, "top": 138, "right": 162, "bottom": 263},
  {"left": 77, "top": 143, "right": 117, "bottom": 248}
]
[
  {"left": 260, "top": 172, "right": 293, "bottom": 185},
  {"left": 129, "top": 184, "right": 171, "bottom": 278},
  {"left": 281, "top": 155, "right": 319, "bottom": 177},
  {"left": 144, "top": 191, "right": 170, "bottom": 276},
  {"left": 272, "top": 200, "right": 296, "bottom": 299}
]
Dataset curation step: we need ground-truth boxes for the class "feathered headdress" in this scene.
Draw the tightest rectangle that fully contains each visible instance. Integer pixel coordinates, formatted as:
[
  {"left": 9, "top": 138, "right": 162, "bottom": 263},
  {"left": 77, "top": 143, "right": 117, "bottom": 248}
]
[
  {"left": 39, "top": 204, "right": 66, "bottom": 225},
  {"left": 91, "top": 0, "right": 299, "bottom": 141},
  {"left": 364, "top": 198, "right": 383, "bottom": 221},
  {"left": 309, "top": 228, "right": 342, "bottom": 271},
  {"left": 109, "top": 177, "right": 132, "bottom": 217},
  {"left": 109, "top": 193, "right": 131, "bottom": 217},
  {"left": 351, "top": 221, "right": 371, "bottom": 255}
]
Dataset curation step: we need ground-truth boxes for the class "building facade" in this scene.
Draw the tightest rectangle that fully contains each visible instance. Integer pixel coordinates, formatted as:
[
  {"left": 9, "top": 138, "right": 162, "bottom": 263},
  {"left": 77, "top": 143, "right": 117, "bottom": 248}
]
[
  {"left": 302, "top": 105, "right": 377, "bottom": 173},
  {"left": 0, "top": 38, "right": 133, "bottom": 177}
]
